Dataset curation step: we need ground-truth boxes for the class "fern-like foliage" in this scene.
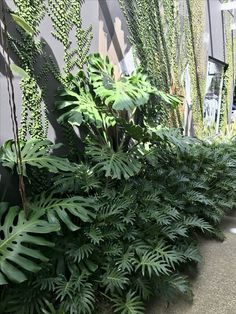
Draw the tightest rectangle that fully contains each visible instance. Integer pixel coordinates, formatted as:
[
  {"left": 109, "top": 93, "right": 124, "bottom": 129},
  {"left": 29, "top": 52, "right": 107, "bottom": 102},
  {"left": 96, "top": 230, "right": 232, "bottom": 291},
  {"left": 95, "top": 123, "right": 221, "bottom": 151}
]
[
  {"left": 30, "top": 194, "right": 96, "bottom": 231},
  {"left": 135, "top": 251, "right": 171, "bottom": 277},
  {"left": 156, "top": 273, "right": 192, "bottom": 302},
  {"left": 101, "top": 268, "right": 129, "bottom": 293},
  {"left": 52, "top": 164, "right": 101, "bottom": 194},
  {"left": 112, "top": 291, "right": 145, "bottom": 314}
]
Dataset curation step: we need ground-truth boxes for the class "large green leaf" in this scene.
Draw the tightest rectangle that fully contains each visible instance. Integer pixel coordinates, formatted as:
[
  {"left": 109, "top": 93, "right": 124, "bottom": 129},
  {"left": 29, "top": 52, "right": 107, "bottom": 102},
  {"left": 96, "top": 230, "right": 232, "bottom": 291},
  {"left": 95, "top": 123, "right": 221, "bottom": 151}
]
[
  {"left": 56, "top": 88, "right": 116, "bottom": 128},
  {"left": 87, "top": 54, "right": 155, "bottom": 111},
  {"left": 156, "top": 91, "right": 181, "bottom": 108},
  {"left": 30, "top": 195, "right": 96, "bottom": 231},
  {"left": 135, "top": 251, "right": 170, "bottom": 277},
  {"left": 101, "top": 268, "right": 129, "bottom": 293},
  {"left": 86, "top": 143, "right": 141, "bottom": 180},
  {"left": 0, "top": 203, "right": 59, "bottom": 285},
  {"left": 0, "top": 139, "right": 75, "bottom": 176},
  {"left": 154, "top": 240, "right": 184, "bottom": 268}
]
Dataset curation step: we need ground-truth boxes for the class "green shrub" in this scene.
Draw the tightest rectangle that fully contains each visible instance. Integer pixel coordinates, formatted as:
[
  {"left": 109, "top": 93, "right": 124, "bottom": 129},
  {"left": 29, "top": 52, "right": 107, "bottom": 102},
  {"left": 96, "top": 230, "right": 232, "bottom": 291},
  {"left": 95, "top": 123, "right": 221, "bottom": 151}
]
[{"left": 0, "top": 54, "right": 235, "bottom": 314}]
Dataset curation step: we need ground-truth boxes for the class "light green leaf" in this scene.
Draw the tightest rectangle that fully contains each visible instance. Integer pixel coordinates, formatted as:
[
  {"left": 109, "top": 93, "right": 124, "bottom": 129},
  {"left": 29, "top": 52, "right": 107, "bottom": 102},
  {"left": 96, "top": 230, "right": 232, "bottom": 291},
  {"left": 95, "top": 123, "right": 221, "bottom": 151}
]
[
  {"left": 135, "top": 251, "right": 171, "bottom": 277},
  {"left": 11, "top": 13, "right": 34, "bottom": 36},
  {"left": 88, "top": 54, "right": 155, "bottom": 111},
  {"left": 112, "top": 291, "right": 145, "bottom": 314},
  {"left": 10, "top": 64, "right": 29, "bottom": 79}
]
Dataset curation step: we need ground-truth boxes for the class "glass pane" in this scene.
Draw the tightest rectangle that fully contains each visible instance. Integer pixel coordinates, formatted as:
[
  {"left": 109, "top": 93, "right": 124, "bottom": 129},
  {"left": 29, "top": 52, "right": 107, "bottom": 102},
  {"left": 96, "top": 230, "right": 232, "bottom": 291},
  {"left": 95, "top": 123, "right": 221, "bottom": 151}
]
[{"left": 204, "top": 59, "right": 224, "bottom": 133}]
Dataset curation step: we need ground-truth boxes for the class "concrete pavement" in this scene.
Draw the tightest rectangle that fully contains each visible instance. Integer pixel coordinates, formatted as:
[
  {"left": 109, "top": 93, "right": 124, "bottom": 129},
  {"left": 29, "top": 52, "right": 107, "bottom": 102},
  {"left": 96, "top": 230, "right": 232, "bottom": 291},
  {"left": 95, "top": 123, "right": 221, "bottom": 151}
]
[{"left": 147, "top": 212, "right": 236, "bottom": 314}]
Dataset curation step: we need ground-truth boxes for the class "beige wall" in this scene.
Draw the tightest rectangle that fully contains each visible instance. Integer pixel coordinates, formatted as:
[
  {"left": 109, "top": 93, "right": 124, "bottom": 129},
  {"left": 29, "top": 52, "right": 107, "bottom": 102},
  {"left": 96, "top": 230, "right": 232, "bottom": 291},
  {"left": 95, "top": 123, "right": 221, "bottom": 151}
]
[{"left": 98, "top": 0, "right": 133, "bottom": 77}]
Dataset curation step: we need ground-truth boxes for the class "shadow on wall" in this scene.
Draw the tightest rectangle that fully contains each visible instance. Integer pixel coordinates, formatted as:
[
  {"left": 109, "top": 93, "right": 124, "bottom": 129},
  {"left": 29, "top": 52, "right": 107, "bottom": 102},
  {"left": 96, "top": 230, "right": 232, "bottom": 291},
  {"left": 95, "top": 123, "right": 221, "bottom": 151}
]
[
  {"left": 0, "top": 0, "right": 71, "bottom": 203},
  {"left": 98, "top": 0, "right": 131, "bottom": 75}
]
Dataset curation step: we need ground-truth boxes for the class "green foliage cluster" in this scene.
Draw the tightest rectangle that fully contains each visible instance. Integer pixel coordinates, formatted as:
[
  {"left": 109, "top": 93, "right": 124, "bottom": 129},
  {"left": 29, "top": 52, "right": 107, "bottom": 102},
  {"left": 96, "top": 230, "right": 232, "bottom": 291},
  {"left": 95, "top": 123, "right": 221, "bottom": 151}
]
[
  {"left": 48, "top": 0, "right": 92, "bottom": 84},
  {"left": 0, "top": 55, "right": 235, "bottom": 314},
  {"left": 8, "top": 0, "right": 92, "bottom": 141},
  {"left": 119, "top": 0, "right": 208, "bottom": 134},
  {"left": 118, "top": 0, "right": 181, "bottom": 126},
  {"left": 220, "top": 11, "right": 234, "bottom": 133},
  {"left": 9, "top": 0, "right": 47, "bottom": 139}
]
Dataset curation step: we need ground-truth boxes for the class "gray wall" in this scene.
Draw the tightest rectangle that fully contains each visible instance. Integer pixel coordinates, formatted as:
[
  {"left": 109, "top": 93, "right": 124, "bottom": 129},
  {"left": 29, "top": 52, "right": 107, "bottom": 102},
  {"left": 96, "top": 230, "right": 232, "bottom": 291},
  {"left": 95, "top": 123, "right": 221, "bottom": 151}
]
[
  {"left": 0, "top": 0, "right": 99, "bottom": 202},
  {"left": 207, "top": 0, "right": 225, "bottom": 62},
  {"left": 0, "top": 0, "right": 99, "bottom": 146}
]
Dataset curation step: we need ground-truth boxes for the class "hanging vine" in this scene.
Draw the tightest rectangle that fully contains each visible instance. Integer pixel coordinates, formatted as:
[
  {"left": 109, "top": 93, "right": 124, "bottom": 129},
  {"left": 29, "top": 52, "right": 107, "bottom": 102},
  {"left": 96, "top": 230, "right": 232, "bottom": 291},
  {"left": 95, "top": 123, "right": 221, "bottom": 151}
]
[
  {"left": 220, "top": 11, "right": 234, "bottom": 133},
  {"left": 119, "top": 0, "right": 173, "bottom": 125},
  {"left": 9, "top": 0, "right": 48, "bottom": 140},
  {"left": 184, "top": 0, "right": 206, "bottom": 136},
  {"left": 161, "top": 0, "right": 182, "bottom": 127},
  {"left": 119, "top": 0, "right": 207, "bottom": 133},
  {"left": 48, "top": 0, "right": 93, "bottom": 85},
  {"left": 7, "top": 0, "right": 92, "bottom": 152},
  {"left": 47, "top": 0, "right": 93, "bottom": 159}
]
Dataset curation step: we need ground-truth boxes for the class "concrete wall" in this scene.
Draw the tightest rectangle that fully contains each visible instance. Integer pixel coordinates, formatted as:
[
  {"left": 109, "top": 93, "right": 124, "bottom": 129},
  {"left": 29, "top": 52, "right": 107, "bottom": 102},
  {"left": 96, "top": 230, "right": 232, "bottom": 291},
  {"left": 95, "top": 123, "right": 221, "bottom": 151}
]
[
  {"left": 98, "top": 0, "right": 132, "bottom": 76},
  {"left": 0, "top": 0, "right": 99, "bottom": 144},
  {"left": 207, "top": 0, "right": 225, "bottom": 62},
  {"left": 0, "top": 0, "right": 99, "bottom": 201}
]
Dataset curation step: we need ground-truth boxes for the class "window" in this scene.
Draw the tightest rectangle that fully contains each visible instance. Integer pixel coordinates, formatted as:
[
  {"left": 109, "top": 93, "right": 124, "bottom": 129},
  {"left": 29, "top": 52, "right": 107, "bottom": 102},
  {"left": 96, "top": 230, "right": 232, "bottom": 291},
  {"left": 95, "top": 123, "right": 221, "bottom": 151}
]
[{"left": 204, "top": 57, "right": 226, "bottom": 134}]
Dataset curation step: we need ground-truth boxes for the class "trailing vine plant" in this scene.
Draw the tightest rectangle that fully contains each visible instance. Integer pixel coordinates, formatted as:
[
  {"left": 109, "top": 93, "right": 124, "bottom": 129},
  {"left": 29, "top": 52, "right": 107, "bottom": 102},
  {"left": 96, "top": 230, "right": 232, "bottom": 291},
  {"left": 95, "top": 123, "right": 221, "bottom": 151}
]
[
  {"left": 220, "top": 11, "right": 234, "bottom": 133},
  {"left": 184, "top": 0, "right": 206, "bottom": 136},
  {"left": 7, "top": 0, "right": 92, "bottom": 141},
  {"left": 48, "top": 0, "right": 93, "bottom": 85},
  {"left": 118, "top": 0, "right": 176, "bottom": 125},
  {"left": 9, "top": 0, "right": 48, "bottom": 140},
  {"left": 119, "top": 0, "right": 207, "bottom": 134},
  {"left": 47, "top": 0, "right": 93, "bottom": 158}
]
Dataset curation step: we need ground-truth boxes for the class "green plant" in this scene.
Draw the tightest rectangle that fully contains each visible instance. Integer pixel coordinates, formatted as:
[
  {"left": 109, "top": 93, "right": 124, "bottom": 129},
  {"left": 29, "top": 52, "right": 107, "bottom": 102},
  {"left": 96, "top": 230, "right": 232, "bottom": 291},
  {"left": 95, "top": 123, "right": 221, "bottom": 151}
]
[
  {"left": 220, "top": 10, "right": 234, "bottom": 134},
  {"left": 8, "top": 0, "right": 48, "bottom": 140},
  {"left": 0, "top": 202, "right": 59, "bottom": 284},
  {"left": 6, "top": 0, "right": 92, "bottom": 141},
  {"left": 119, "top": 0, "right": 207, "bottom": 134},
  {"left": 48, "top": 0, "right": 92, "bottom": 83},
  {"left": 1, "top": 54, "right": 235, "bottom": 314},
  {"left": 0, "top": 139, "right": 75, "bottom": 176}
]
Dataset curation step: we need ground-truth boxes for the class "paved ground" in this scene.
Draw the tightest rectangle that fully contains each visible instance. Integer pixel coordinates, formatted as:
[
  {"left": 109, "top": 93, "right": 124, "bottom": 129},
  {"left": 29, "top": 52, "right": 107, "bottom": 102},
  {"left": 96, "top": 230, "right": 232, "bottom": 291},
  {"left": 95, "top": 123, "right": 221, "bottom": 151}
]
[{"left": 147, "top": 212, "right": 236, "bottom": 314}]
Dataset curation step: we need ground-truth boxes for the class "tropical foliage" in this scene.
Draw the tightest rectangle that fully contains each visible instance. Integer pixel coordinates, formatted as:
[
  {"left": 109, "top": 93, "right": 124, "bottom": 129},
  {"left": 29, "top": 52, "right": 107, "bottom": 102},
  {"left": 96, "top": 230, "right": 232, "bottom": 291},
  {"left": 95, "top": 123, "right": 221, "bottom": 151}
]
[{"left": 1, "top": 54, "right": 236, "bottom": 314}]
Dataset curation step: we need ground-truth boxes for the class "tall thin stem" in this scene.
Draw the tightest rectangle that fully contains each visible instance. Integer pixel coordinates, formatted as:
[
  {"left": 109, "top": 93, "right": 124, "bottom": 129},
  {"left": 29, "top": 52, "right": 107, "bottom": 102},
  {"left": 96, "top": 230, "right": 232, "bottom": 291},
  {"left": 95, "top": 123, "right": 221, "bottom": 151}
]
[{"left": 0, "top": 1, "right": 27, "bottom": 215}]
